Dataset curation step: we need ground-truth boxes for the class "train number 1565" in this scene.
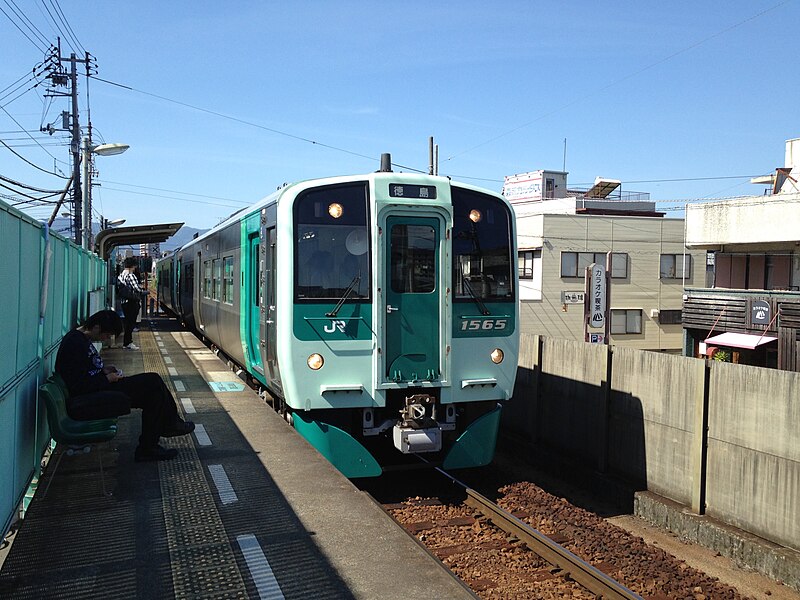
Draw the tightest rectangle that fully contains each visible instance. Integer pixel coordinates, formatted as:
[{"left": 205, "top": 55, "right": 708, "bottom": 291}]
[{"left": 460, "top": 318, "right": 507, "bottom": 331}]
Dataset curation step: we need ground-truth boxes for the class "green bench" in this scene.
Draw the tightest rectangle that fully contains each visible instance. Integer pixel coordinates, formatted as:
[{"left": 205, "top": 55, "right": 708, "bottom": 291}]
[{"left": 40, "top": 373, "right": 118, "bottom": 497}]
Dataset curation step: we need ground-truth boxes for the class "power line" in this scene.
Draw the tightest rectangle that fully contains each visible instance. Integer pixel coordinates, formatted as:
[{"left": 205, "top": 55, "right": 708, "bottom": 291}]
[
  {"left": 444, "top": 1, "right": 791, "bottom": 164},
  {"left": 46, "top": 0, "right": 85, "bottom": 55},
  {"left": 0, "top": 1, "right": 48, "bottom": 52},
  {"left": 91, "top": 75, "right": 427, "bottom": 173},
  {"left": 0, "top": 103, "right": 62, "bottom": 161}
]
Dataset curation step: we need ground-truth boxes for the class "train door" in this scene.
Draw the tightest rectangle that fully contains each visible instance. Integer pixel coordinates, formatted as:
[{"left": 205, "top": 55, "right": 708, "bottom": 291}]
[
  {"left": 246, "top": 233, "right": 263, "bottom": 373},
  {"left": 265, "top": 226, "right": 278, "bottom": 381},
  {"left": 383, "top": 215, "right": 442, "bottom": 382}
]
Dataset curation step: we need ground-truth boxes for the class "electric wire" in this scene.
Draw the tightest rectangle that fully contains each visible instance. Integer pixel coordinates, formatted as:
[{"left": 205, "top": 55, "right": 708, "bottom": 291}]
[
  {"left": 0, "top": 103, "right": 61, "bottom": 161},
  {"left": 443, "top": 0, "right": 791, "bottom": 164},
  {"left": 47, "top": 0, "right": 85, "bottom": 56},
  {"left": 0, "top": 173, "right": 61, "bottom": 193},
  {"left": 0, "top": 1, "right": 49, "bottom": 52},
  {"left": 91, "top": 75, "right": 427, "bottom": 174}
]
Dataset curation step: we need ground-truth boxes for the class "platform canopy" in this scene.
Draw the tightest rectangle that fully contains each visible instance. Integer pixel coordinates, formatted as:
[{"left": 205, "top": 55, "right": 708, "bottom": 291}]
[
  {"left": 95, "top": 222, "right": 184, "bottom": 260},
  {"left": 704, "top": 331, "right": 777, "bottom": 350}
]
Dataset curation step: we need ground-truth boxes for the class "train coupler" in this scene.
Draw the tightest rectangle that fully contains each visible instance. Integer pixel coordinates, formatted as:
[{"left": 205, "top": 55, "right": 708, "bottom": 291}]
[{"left": 393, "top": 394, "right": 442, "bottom": 453}]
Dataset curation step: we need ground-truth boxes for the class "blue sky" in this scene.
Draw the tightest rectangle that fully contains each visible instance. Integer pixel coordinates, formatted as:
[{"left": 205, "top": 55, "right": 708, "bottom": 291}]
[{"left": 2, "top": 1, "right": 798, "bottom": 230}]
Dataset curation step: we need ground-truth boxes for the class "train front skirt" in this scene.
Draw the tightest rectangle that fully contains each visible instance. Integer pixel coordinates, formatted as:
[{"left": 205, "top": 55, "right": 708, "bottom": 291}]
[{"left": 292, "top": 404, "right": 503, "bottom": 478}]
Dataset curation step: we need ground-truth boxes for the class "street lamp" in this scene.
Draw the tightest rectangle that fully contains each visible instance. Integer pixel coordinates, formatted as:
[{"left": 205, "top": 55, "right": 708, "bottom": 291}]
[
  {"left": 81, "top": 137, "right": 129, "bottom": 250},
  {"left": 100, "top": 216, "right": 126, "bottom": 229}
]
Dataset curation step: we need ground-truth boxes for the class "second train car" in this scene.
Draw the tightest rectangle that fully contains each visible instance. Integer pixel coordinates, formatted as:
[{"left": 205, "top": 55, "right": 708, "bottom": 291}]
[{"left": 157, "top": 156, "right": 519, "bottom": 477}]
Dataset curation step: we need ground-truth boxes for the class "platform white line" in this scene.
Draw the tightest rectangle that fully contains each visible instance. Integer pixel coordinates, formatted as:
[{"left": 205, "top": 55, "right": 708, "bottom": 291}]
[
  {"left": 194, "top": 424, "right": 212, "bottom": 446},
  {"left": 164, "top": 356, "right": 173, "bottom": 364},
  {"left": 168, "top": 367, "right": 179, "bottom": 376},
  {"left": 157, "top": 341, "right": 165, "bottom": 347},
  {"left": 208, "top": 464, "right": 237, "bottom": 505},
  {"left": 160, "top": 348, "right": 168, "bottom": 355},
  {"left": 174, "top": 380, "right": 185, "bottom": 392},
  {"left": 236, "top": 534, "right": 285, "bottom": 600},
  {"left": 180, "top": 397, "right": 196, "bottom": 414}
]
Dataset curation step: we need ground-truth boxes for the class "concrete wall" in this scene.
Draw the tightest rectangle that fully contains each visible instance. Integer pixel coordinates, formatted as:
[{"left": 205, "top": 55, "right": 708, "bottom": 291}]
[
  {"left": 609, "top": 347, "right": 704, "bottom": 507},
  {"left": 505, "top": 333, "right": 800, "bottom": 551},
  {"left": 686, "top": 192, "right": 800, "bottom": 246},
  {"left": 706, "top": 362, "right": 800, "bottom": 549}
]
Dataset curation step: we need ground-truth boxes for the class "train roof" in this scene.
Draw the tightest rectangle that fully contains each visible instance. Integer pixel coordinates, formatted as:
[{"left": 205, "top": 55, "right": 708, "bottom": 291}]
[{"left": 173, "top": 171, "right": 509, "bottom": 253}]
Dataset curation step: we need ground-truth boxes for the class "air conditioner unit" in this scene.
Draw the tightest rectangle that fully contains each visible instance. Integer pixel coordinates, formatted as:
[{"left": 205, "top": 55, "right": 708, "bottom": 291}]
[{"left": 650, "top": 309, "right": 660, "bottom": 319}]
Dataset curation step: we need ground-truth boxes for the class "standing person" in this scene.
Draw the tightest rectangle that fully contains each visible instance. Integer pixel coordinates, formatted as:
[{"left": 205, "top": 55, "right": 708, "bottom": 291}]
[
  {"left": 55, "top": 310, "right": 195, "bottom": 461},
  {"left": 118, "top": 256, "right": 145, "bottom": 350}
]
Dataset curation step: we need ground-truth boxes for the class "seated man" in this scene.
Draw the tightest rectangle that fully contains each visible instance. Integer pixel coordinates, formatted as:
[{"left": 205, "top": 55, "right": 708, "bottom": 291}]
[{"left": 55, "top": 310, "right": 194, "bottom": 462}]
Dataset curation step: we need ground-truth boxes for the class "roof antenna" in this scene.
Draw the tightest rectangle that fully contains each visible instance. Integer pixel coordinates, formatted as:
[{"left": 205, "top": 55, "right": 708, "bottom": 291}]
[{"left": 378, "top": 153, "right": 393, "bottom": 173}]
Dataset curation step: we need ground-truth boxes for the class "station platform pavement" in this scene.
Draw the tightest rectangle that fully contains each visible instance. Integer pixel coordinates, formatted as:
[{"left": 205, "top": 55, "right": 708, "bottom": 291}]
[{"left": 0, "top": 317, "right": 476, "bottom": 600}]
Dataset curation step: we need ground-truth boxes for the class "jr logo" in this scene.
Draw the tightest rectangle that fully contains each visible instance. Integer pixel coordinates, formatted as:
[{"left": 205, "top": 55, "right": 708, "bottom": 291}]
[{"left": 324, "top": 320, "right": 347, "bottom": 334}]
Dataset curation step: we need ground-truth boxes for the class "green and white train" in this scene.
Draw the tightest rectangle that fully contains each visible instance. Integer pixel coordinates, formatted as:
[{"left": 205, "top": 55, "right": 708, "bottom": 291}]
[{"left": 157, "top": 156, "right": 519, "bottom": 477}]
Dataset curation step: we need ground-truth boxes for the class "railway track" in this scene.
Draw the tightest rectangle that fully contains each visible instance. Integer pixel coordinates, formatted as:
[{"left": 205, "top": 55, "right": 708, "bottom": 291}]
[
  {"left": 371, "top": 464, "right": 750, "bottom": 599},
  {"left": 460, "top": 484, "right": 641, "bottom": 599},
  {"left": 380, "top": 467, "right": 641, "bottom": 599}
]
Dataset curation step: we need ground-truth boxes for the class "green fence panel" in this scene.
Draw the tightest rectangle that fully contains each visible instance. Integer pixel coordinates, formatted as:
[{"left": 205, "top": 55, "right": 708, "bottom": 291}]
[{"left": 0, "top": 199, "right": 107, "bottom": 538}]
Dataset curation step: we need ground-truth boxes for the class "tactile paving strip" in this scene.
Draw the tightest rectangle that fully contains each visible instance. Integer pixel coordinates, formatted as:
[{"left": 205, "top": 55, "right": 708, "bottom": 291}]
[{"left": 140, "top": 328, "right": 248, "bottom": 599}]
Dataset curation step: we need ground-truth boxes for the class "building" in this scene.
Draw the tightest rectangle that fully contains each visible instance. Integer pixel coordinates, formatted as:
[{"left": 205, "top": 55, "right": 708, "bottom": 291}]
[
  {"left": 507, "top": 170, "right": 705, "bottom": 352},
  {"left": 682, "top": 138, "right": 800, "bottom": 370}
]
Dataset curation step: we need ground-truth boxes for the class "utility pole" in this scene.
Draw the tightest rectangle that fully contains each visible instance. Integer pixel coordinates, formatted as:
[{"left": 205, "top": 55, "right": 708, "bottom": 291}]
[
  {"left": 70, "top": 54, "right": 81, "bottom": 245},
  {"left": 42, "top": 39, "right": 91, "bottom": 245}
]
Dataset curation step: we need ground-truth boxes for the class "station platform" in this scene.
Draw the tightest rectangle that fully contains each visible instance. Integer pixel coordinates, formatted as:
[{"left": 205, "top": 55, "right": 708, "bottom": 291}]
[{"left": 0, "top": 317, "right": 476, "bottom": 599}]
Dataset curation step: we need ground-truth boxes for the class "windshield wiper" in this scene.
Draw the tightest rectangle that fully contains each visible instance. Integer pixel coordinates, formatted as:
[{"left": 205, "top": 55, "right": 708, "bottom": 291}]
[
  {"left": 460, "top": 264, "right": 490, "bottom": 315},
  {"left": 326, "top": 272, "right": 362, "bottom": 318}
]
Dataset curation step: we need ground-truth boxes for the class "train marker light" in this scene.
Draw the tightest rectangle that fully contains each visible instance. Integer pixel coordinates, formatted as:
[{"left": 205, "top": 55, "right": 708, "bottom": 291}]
[
  {"left": 490, "top": 348, "right": 504, "bottom": 364},
  {"left": 328, "top": 203, "right": 343, "bottom": 219},
  {"left": 469, "top": 209, "right": 482, "bottom": 223},
  {"left": 307, "top": 353, "right": 325, "bottom": 370}
]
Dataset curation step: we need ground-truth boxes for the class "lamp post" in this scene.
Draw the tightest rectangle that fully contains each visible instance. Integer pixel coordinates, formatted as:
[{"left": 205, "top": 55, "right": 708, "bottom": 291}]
[{"left": 81, "top": 138, "right": 129, "bottom": 250}]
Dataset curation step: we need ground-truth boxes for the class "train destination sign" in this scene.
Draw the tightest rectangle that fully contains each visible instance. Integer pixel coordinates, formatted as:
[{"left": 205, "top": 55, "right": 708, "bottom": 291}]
[{"left": 389, "top": 184, "right": 437, "bottom": 199}]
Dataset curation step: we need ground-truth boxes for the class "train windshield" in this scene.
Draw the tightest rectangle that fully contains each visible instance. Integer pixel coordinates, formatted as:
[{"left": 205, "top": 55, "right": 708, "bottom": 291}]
[
  {"left": 294, "top": 182, "right": 371, "bottom": 301},
  {"left": 452, "top": 187, "right": 514, "bottom": 302}
]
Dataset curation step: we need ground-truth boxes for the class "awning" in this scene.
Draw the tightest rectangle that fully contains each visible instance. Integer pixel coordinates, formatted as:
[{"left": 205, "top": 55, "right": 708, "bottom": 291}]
[
  {"left": 704, "top": 332, "right": 777, "bottom": 350},
  {"left": 94, "top": 222, "right": 184, "bottom": 260}
]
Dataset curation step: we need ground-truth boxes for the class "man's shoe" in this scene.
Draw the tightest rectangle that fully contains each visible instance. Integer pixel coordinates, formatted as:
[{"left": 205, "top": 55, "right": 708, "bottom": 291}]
[
  {"left": 134, "top": 444, "right": 178, "bottom": 462},
  {"left": 123, "top": 343, "right": 139, "bottom": 350},
  {"left": 162, "top": 419, "right": 195, "bottom": 438}
]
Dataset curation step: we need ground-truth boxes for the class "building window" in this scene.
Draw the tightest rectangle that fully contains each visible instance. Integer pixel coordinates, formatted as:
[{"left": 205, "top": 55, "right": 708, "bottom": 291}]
[
  {"left": 658, "top": 309, "right": 682, "bottom": 325},
  {"left": 560, "top": 252, "right": 627, "bottom": 278},
  {"left": 611, "top": 309, "right": 642, "bottom": 334},
  {"left": 203, "top": 260, "right": 211, "bottom": 299},
  {"left": 660, "top": 254, "right": 691, "bottom": 279},
  {"left": 518, "top": 250, "right": 536, "bottom": 280},
  {"left": 222, "top": 256, "right": 234, "bottom": 305}
]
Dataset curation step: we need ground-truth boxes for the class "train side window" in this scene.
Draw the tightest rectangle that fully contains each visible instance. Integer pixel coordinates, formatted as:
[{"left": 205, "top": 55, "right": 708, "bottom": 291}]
[
  {"left": 222, "top": 256, "right": 234, "bottom": 305},
  {"left": 203, "top": 260, "right": 211, "bottom": 299},
  {"left": 212, "top": 258, "right": 221, "bottom": 301}
]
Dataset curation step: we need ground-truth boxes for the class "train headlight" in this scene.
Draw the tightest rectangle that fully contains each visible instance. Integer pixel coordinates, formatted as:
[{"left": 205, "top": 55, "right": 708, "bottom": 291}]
[
  {"left": 469, "top": 209, "right": 482, "bottom": 223},
  {"left": 490, "top": 348, "right": 504, "bottom": 364},
  {"left": 307, "top": 353, "right": 324, "bottom": 370},
  {"left": 328, "top": 203, "right": 343, "bottom": 219}
]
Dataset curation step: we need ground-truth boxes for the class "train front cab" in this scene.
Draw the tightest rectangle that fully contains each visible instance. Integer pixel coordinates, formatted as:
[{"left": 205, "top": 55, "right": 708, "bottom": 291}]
[{"left": 281, "top": 174, "right": 518, "bottom": 478}]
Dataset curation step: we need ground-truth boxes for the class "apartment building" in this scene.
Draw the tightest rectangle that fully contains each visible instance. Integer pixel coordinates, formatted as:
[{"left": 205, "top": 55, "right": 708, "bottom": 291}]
[
  {"left": 682, "top": 138, "right": 800, "bottom": 370},
  {"left": 506, "top": 171, "right": 704, "bottom": 352}
]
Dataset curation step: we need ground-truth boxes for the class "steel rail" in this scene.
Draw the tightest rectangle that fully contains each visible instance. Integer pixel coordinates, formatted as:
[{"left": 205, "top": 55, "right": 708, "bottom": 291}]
[{"left": 463, "top": 487, "right": 642, "bottom": 600}]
